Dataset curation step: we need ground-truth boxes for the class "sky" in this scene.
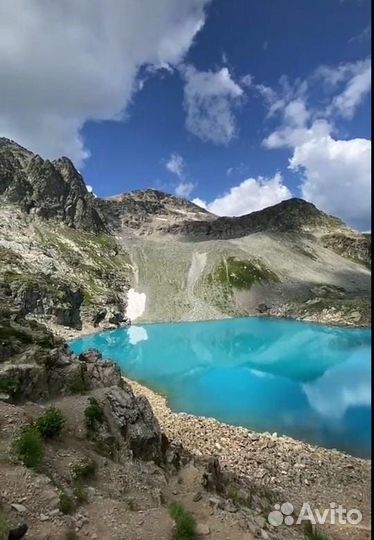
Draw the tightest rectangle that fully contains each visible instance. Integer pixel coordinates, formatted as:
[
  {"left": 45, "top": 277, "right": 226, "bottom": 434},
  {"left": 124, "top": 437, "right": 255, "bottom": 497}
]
[{"left": 0, "top": 0, "right": 371, "bottom": 230}]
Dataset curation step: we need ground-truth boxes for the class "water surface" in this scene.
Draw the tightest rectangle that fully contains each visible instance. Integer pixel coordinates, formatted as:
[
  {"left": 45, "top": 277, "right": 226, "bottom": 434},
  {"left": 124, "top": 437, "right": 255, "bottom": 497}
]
[{"left": 70, "top": 317, "right": 371, "bottom": 457}]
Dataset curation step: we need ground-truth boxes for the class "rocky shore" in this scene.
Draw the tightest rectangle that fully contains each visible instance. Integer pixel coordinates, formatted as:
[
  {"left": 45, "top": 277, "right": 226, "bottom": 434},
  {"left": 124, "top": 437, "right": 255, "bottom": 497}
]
[{"left": 128, "top": 378, "right": 372, "bottom": 538}]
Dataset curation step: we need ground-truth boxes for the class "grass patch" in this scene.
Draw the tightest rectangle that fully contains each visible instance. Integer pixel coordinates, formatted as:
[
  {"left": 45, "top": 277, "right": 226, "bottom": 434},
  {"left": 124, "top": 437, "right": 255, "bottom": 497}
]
[
  {"left": 0, "top": 377, "right": 20, "bottom": 400},
  {"left": 0, "top": 508, "right": 9, "bottom": 540},
  {"left": 13, "top": 425, "right": 43, "bottom": 469},
  {"left": 304, "top": 522, "right": 331, "bottom": 540},
  {"left": 36, "top": 407, "right": 66, "bottom": 439},
  {"left": 169, "top": 502, "right": 196, "bottom": 540},
  {"left": 73, "top": 483, "right": 88, "bottom": 505},
  {"left": 84, "top": 398, "right": 104, "bottom": 431},
  {"left": 58, "top": 492, "right": 74, "bottom": 515},
  {"left": 208, "top": 256, "right": 279, "bottom": 290},
  {"left": 72, "top": 458, "right": 97, "bottom": 481}
]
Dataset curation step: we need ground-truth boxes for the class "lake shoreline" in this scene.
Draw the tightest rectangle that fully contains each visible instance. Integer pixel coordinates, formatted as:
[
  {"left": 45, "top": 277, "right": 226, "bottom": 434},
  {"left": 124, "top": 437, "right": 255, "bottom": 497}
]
[{"left": 126, "top": 375, "right": 371, "bottom": 533}]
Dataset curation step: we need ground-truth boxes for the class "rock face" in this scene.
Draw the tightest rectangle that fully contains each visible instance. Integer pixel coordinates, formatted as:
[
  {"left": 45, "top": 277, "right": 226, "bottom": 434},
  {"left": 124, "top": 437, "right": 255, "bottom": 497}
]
[
  {"left": 0, "top": 305, "right": 123, "bottom": 402},
  {"left": 0, "top": 138, "right": 105, "bottom": 232},
  {"left": 321, "top": 231, "right": 371, "bottom": 268},
  {"left": 103, "top": 385, "right": 162, "bottom": 462}
]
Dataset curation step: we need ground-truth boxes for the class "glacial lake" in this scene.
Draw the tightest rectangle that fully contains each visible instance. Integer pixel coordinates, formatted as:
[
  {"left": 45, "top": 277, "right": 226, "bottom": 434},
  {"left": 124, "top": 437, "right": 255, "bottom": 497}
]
[{"left": 70, "top": 317, "right": 371, "bottom": 458}]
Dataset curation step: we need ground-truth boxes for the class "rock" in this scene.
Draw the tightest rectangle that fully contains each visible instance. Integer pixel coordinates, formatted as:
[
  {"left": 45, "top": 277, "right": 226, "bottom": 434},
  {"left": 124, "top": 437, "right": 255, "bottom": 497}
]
[
  {"left": 8, "top": 524, "right": 28, "bottom": 540},
  {"left": 196, "top": 523, "right": 210, "bottom": 536},
  {"left": 11, "top": 503, "right": 27, "bottom": 513},
  {"left": 40, "top": 514, "right": 49, "bottom": 521},
  {"left": 102, "top": 385, "right": 162, "bottom": 462},
  {"left": 193, "top": 491, "right": 203, "bottom": 502}
]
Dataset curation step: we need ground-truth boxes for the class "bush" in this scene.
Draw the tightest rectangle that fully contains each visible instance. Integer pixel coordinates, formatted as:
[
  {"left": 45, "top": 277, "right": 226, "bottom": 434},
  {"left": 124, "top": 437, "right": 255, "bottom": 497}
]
[
  {"left": 73, "top": 458, "right": 97, "bottom": 481},
  {"left": 58, "top": 492, "right": 74, "bottom": 515},
  {"left": 36, "top": 407, "right": 66, "bottom": 439},
  {"left": 0, "top": 508, "right": 9, "bottom": 540},
  {"left": 73, "top": 483, "right": 88, "bottom": 505},
  {"left": 169, "top": 502, "right": 196, "bottom": 540},
  {"left": 14, "top": 426, "right": 43, "bottom": 468},
  {"left": 84, "top": 398, "right": 104, "bottom": 431},
  {"left": 304, "top": 522, "right": 330, "bottom": 540}
]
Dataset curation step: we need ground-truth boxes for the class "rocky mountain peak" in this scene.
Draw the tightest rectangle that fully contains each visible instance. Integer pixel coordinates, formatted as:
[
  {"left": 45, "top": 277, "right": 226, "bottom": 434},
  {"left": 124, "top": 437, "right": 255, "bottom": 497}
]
[{"left": 0, "top": 138, "right": 105, "bottom": 232}]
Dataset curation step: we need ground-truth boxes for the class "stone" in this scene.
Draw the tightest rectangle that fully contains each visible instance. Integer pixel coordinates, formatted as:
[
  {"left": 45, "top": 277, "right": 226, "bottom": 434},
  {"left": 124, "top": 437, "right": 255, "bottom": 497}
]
[
  {"left": 193, "top": 491, "right": 203, "bottom": 502},
  {"left": 11, "top": 503, "right": 27, "bottom": 513},
  {"left": 40, "top": 514, "right": 49, "bottom": 521},
  {"left": 196, "top": 523, "right": 210, "bottom": 536}
]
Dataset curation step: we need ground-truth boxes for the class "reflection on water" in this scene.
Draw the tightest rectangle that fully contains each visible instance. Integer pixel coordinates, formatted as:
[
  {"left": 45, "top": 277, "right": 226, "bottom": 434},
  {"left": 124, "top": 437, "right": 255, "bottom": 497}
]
[{"left": 70, "top": 318, "right": 371, "bottom": 457}]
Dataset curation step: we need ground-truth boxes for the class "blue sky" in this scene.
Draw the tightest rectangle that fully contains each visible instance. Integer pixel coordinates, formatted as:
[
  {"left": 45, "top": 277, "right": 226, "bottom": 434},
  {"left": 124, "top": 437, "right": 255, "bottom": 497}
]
[{"left": 0, "top": 0, "right": 371, "bottom": 229}]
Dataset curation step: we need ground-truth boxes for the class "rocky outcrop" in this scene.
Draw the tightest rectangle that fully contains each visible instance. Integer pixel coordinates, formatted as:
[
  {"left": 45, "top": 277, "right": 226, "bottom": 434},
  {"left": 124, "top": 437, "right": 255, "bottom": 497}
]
[
  {"left": 102, "top": 385, "right": 162, "bottom": 462},
  {"left": 0, "top": 138, "right": 105, "bottom": 232},
  {"left": 0, "top": 307, "right": 123, "bottom": 402},
  {"left": 321, "top": 231, "right": 371, "bottom": 268},
  {"left": 94, "top": 188, "right": 214, "bottom": 234}
]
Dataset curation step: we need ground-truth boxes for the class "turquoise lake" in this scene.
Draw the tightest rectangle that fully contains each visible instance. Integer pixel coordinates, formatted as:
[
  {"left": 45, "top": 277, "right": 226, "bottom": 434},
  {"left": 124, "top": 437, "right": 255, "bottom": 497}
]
[{"left": 70, "top": 317, "right": 371, "bottom": 458}]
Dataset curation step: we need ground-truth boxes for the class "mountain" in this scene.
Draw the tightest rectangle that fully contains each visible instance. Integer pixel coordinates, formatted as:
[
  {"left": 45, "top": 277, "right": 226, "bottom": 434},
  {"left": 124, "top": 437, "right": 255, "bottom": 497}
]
[{"left": 0, "top": 138, "right": 371, "bottom": 333}]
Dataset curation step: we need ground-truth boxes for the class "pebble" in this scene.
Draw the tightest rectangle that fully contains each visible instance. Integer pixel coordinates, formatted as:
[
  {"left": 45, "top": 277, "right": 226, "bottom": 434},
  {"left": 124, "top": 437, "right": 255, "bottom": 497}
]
[{"left": 40, "top": 514, "right": 50, "bottom": 521}]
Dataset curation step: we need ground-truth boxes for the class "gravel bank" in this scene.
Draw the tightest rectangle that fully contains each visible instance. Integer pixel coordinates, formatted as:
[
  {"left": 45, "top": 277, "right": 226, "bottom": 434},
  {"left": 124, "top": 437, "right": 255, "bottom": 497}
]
[{"left": 127, "top": 377, "right": 372, "bottom": 533}]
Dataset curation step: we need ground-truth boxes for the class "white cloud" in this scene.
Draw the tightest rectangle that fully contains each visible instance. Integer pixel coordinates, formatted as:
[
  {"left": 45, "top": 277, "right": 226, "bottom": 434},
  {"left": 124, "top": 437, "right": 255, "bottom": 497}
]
[
  {"left": 175, "top": 181, "right": 195, "bottom": 198},
  {"left": 166, "top": 153, "right": 185, "bottom": 178},
  {"left": 0, "top": 0, "right": 209, "bottom": 166},
  {"left": 328, "top": 60, "right": 371, "bottom": 119},
  {"left": 165, "top": 152, "right": 195, "bottom": 198},
  {"left": 258, "top": 58, "right": 372, "bottom": 230},
  {"left": 192, "top": 173, "right": 291, "bottom": 216},
  {"left": 291, "top": 129, "right": 371, "bottom": 231},
  {"left": 182, "top": 65, "right": 243, "bottom": 144}
]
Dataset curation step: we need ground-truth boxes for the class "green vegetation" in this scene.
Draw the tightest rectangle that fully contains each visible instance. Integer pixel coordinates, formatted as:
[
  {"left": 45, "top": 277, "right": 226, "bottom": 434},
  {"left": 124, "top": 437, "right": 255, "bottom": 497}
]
[
  {"left": 84, "top": 397, "right": 104, "bottom": 431},
  {"left": 304, "top": 522, "right": 331, "bottom": 540},
  {"left": 72, "top": 457, "right": 97, "bottom": 481},
  {"left": 169, "top": 502, "right": 196, "bottom": 540},
  {"left": 0, "top": 377, "right": 20, "bottom": 399},
  {"left": 58, "top": 492, "right": 74, "bottom": 515},
  {"left": 14, "top": 425, "right": 43, "bottom": 468},
  {"left": 73, "top": 483, "right": 88, "bottom": 505},
  {"left": 208, "top": 257, "right": 279, "bottom": 290},
  {"left": 0, "top": 508, "right": 9, "bottom": 540},
  {"left": 36, "top": 407, "right": 66, "bottom": 439}
]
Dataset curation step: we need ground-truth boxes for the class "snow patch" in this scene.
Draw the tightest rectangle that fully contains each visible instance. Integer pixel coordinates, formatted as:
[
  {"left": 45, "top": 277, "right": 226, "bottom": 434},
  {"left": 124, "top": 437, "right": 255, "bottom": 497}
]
[{"left": 126, "top": 288, "right": 146, "bottom": 320}]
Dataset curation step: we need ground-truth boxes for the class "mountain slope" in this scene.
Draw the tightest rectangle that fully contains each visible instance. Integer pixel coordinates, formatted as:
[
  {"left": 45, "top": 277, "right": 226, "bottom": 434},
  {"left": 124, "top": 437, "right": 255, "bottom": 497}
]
[{"left": 0, "top": 138, "right": 371, "bottom": 332}]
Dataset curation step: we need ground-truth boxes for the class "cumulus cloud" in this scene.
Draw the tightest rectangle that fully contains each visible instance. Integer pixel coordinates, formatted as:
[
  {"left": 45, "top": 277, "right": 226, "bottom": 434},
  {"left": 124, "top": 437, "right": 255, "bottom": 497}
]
[
  {"left": 291, "top": 130, "right": 371, "bottom": 231},
  {"left": 182, "top": 65, "right": 244, "bottom": 144},
  {"left": 259, "top": 58, "right": 371, "bottom": 230},
  {"left": 192, "top": 173, "right": 291, "bottom": 216},
  {"left": 0, "top": 0, "right": 209, "bottom": 166}
]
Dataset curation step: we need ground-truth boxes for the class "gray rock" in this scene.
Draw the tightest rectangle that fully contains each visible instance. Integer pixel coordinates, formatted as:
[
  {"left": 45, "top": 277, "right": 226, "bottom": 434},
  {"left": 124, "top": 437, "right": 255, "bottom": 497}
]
[{"left": 11, "top": 503, "right": 27, "bottom": 513}]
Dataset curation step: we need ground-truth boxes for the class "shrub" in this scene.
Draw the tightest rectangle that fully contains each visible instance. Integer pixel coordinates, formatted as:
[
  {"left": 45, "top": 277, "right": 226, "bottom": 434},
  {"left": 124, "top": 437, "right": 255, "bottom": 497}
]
[
  {"left": 84, "top": 398, "right": 104, "bottom": 431},
  {"left": 14, "top": 425, "right": 43, "bottom": 468},
  {"left": 73, "top": 458, "right": 97, "bottom": 481},
  {"left": 73, "top": 483, "right": 88, "bottom": 505},
  {"left": 169, "top": 502, "right": 196, "bottom": 540},
  {"left": 0, "top": 508, "right": 9, "bottom": 540},
  {"left": 58, "top": 492, "right": 74, "bottom": 515},
  {"left": 36, "top": 407, "right": 66, "bottom": 439},
  {"left": 304, "top": 522, "right": 330, "bottom": 540}
]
